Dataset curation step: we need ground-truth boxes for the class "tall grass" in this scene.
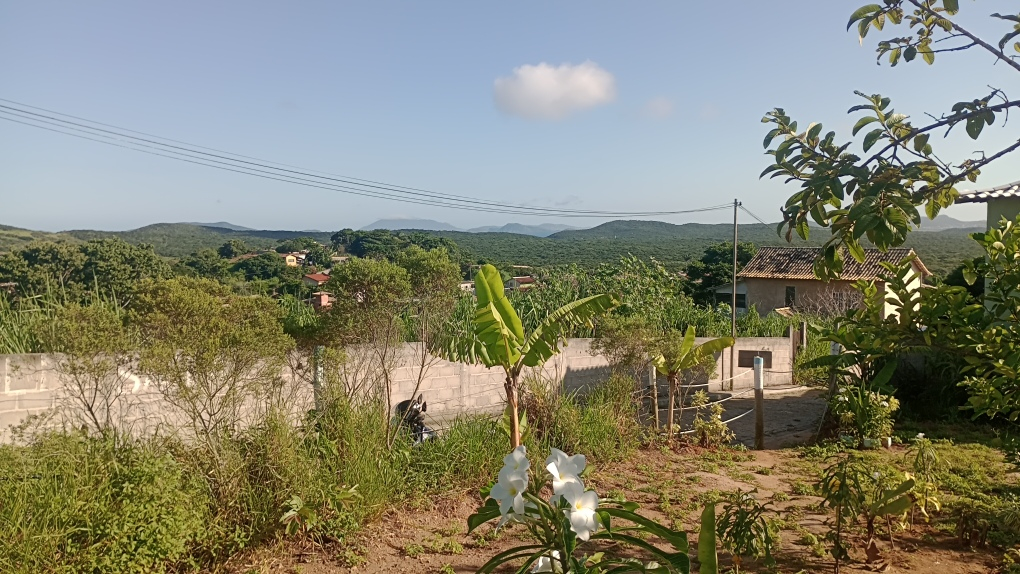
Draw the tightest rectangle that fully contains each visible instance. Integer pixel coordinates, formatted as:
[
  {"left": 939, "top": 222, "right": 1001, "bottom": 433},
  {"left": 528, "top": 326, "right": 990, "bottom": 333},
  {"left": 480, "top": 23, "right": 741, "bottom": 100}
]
[{"left": 524, "top": 373, "right": 641, "bottom": 463}]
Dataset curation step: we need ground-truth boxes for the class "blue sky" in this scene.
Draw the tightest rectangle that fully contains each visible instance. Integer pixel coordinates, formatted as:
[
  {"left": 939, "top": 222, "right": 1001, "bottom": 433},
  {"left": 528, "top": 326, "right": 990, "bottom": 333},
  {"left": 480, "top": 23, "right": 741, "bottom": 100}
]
[{"left": 1, "top": 1, "right": 1016, "bottom": 232}]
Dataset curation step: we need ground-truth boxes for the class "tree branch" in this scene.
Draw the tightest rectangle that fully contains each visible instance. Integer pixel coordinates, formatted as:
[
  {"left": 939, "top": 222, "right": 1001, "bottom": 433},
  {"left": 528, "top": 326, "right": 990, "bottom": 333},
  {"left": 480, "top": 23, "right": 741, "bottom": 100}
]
[
  {"left": 863, "top": 99, "right": 1020, "bottom": 166},
  {"left": 905, "top": 0, "right": 1020, "bottom": 73}
]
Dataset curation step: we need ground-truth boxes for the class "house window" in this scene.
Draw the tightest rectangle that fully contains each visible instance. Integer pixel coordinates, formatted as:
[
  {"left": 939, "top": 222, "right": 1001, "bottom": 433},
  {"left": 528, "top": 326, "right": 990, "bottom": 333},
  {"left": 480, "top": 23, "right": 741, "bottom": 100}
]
[
  {"left": 715, "top": 293, "right": 747, "bottom": 308},
  {"left": 738, "top": 350, "right": 773, "bottom": 369},
  {"left": 785, "top": 286, "right": 796, "bottom": 307}
]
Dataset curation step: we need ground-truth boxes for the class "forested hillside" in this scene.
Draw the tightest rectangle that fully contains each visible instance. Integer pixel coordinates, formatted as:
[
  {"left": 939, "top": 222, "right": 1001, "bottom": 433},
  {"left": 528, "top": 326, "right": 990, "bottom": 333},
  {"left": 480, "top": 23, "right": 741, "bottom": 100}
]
[{"left": 0, "top": 219, "right": 982, "bottom": 276}]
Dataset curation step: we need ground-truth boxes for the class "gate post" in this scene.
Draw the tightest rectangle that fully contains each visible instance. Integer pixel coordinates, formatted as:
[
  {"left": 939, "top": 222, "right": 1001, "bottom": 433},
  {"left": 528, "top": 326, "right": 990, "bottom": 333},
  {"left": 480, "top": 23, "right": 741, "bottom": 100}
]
[{"left": 754, "top": 356, "right": 764, "bottom": 450}]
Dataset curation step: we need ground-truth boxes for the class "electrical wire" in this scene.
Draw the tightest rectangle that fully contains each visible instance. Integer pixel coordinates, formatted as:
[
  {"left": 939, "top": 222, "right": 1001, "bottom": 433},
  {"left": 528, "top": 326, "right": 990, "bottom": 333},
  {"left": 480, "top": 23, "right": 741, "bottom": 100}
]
[
  {"left": 0, "top": 99, "right": 734, "bottom": 219},
  {"left": 738, "top": 205, "right": 776, "bottom": 228}
]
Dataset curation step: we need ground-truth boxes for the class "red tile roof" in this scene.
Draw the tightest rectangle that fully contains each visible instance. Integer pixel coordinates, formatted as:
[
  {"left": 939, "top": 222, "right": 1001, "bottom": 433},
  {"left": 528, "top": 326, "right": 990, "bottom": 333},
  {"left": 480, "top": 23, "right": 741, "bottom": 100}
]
[
  {"left": 304, "top": 273, "right": 330, "bottom": 283},
  {"left": 738, "top": 247, "right": 929, "bottom": 280}
]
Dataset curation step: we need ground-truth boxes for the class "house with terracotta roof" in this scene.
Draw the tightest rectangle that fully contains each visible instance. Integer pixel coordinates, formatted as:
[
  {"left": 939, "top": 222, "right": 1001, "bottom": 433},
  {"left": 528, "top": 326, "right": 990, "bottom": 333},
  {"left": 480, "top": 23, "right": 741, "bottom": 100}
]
[
  {"left": 505, "top": 276, "right": 535, "bottom": 291},
  {"left": 302, "top": 272, "right": 331, "bottom": 288},
  {"left": 716, "top": 246, "right": 930, "bottom": 318}
]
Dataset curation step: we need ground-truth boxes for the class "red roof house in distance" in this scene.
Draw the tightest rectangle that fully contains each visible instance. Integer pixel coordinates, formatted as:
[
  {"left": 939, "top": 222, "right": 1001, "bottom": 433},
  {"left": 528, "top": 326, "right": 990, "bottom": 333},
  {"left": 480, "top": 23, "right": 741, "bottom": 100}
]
[
  {"left": 302, "top": 272, "right": 330, "bottom": 288},
  {"left": 505, "top": 276, "right": 535, "bottom": 291}
]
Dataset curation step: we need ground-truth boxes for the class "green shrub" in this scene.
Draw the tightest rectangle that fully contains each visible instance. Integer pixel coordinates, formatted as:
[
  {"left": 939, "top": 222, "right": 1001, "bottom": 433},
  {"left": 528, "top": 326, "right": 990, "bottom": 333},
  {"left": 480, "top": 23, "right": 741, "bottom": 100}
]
[{"left": 0, "top": 432, "right": 208, "bottom": 574}]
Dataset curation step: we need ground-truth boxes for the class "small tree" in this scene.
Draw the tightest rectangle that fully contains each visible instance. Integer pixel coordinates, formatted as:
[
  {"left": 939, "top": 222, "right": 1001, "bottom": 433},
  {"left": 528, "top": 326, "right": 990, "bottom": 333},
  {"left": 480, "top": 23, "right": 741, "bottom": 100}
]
[
  {"left": 131, "top": 278, "right": 293, "bottom": 496},
  {"left": 441, "top": 264, "right": 618, "bottom": 448},
  {"left": 218, "top": 239, "right": 250, "bottom": 259},
  {"left": 321, "top": 257, "right": 411, "bottom": 421},
  {"left": 652, "top": 326, "right": 734, "bottom": 439},
  {"left": 39, "top": 302, "right": 135, "bottom": 436}
]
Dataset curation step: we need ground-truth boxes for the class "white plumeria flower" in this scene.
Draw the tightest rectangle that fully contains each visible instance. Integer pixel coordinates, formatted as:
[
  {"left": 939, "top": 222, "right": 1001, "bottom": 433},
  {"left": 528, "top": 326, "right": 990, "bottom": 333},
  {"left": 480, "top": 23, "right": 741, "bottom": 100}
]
[
  {"left": 881, "top": 401, "right": 889, "bottom": 407},
  {"left": 561, "top": 481, "right": 599, "bottom": 541},
  {"left": 490, "top": 469, "right": 528, "bottom": 518},
  {"left": 532, "top": 550, "right": 562, "bottom": 573},
  {"left": 916, "top": 433, "right": 925, "bottom": 439},
  {"left": 503, "top": 445, "right": 530, "bottom": 476},
  {"left": 546, "top": 448, "right": 586, "bottom": 495}
]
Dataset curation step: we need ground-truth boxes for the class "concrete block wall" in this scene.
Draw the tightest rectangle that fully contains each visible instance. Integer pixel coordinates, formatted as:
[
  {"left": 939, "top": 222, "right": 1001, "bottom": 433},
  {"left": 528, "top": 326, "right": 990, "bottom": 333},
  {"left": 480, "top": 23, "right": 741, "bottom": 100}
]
[{"left": 0, "top": 337, "right": 790, "bottom": 441}]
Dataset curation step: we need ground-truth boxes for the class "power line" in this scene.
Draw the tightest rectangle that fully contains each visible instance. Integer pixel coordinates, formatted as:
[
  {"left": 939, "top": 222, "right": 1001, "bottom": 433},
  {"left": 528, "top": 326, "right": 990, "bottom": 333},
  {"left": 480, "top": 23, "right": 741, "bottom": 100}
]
[
  {"left": 0, "top": 98, "right": 733, "bottom": 219},
  {"left": 0, "top": 111, "right": 731, "bottom": 218},
  {"left": 739, "top": 205, "right": 776, "bottom": 228}
]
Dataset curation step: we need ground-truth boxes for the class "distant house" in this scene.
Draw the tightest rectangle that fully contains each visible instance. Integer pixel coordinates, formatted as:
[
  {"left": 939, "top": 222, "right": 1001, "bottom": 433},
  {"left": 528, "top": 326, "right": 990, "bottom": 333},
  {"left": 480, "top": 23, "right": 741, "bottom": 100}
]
[
  {"left": 715, "top": 246, "right": 930, "bottom": 319},
  {"left": 956, "top": 180, "right": 1020, "bottom": 230},
  {"left": 505, "top": 276, "right": 535, "bottom": 291},
  {"left": 330, "top": 255, "right": 350, "bottom": 265},
  {"left": 302, "top": 272, "right": 330, "bottom": 288},
  {"left": 308, "top": 291, "right": 334, "bottom": 311},
  {"left": 459, "top": 281, "right": 475, "bottom": 294},
  {"left": 280, "top": 253, "right": 299, "bottom": 267}
]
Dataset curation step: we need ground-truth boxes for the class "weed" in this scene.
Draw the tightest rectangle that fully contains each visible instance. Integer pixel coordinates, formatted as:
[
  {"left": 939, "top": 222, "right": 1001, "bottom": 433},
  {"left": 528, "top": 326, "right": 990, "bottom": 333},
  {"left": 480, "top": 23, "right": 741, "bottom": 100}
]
[
  {"left": 715, "top": 489, "right": 779, "bottom": 571},
  {"left": 772, "top": 491, "right": 790, "bottom": 503},
  {"left": 790, "top": 481, "right": 814, "bottom": 496},
  {"left": 404, "top": 543, "right": 426, "bottom": 558}
]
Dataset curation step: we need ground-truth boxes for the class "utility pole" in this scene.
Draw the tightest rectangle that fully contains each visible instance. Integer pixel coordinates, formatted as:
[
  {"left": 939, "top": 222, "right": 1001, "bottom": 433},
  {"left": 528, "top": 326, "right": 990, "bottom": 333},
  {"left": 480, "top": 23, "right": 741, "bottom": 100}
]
[{"left": 730, "top": 199, "right": 741, "bottom": 391}]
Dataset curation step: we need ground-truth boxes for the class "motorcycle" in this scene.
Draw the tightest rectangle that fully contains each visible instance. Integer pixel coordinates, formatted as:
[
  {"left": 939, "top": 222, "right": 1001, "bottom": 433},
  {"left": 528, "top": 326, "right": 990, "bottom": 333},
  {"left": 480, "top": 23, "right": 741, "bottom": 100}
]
[{"left": 394, "top": 394, "right": 437, "bottom": 445}]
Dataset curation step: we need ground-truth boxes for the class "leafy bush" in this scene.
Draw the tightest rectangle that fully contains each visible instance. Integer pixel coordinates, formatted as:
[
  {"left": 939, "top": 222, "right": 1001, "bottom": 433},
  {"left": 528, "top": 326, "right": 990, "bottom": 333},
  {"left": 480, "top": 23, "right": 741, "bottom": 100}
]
[
  {"left": 0, "top": 432, "right": 208, "bottom": 574},
  {"left": 830, "top": 385, "right": 899, "bottom": 443},
  {"left": 715, "top": 489, "right": 779, "bottom": 572},
  {"left": 691, "top": 391, "right": 734, "bottom": 448}
]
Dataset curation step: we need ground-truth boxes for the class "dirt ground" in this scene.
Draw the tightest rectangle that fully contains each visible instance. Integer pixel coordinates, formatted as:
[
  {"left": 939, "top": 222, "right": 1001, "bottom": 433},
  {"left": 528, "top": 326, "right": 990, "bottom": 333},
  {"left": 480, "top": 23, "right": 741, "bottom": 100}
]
[{"left": 223, "top": 388, "right": 1005, "bottom": 574}]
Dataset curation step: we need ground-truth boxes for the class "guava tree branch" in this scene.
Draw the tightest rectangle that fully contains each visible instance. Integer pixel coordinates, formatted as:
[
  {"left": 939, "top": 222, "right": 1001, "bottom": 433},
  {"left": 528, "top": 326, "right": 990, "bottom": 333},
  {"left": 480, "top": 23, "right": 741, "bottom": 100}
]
[
  {"left": 863, "top": 98, "right": 1020, "bottom": 166},
  {"left": 905, "top": 0, "right": 1020, "bottom": 73}
]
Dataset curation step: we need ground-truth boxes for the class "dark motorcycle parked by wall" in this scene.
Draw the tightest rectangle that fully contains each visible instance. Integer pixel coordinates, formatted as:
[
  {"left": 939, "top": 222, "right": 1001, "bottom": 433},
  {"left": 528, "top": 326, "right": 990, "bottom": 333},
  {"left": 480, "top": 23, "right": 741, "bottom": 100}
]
[{"left": 394, "top": 394, "right": 436, "bottom": 444}]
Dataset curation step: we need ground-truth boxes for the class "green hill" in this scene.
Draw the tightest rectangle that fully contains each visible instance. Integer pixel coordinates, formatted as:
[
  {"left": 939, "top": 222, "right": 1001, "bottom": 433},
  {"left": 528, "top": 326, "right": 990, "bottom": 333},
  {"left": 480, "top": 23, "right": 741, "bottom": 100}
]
[
  {"left": 63, "top": 224, "right": 333, "bottom": 258},
  {"left": 435, "top": 220, "right": 981, "bottom": 276},
  {"left": 0, "top": 224, "right": 80, "bottom": 253},
  {"left": 1, "top": 219, "right": 982, "bottom": 277}
]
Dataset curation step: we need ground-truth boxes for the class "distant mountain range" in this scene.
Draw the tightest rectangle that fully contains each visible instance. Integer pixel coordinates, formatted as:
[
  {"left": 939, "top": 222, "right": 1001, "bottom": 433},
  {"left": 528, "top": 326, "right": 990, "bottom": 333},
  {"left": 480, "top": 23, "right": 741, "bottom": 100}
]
[
  {"left": 916, "top": 214, "right": 984, "bottom": 231},
  {"left": 360, "top": 218, "right": 578, "bottom": 237}
]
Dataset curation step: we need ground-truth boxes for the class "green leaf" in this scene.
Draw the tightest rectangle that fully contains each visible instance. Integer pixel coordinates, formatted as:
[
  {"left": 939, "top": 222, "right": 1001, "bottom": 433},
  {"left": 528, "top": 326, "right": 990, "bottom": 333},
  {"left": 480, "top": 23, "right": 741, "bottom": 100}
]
[
  {"left": 698, "top": 504, "right": 718, "bottom": 574},
  {"left": 477, "top": 545, "right": 549, "bottom": 574},
  {"left": 872, "top": 358, "right": 899, "bottom": 389},
  {"left": 847, "top": 4, "right": 883, "bottom": 30},
  {"left": 963, "top": 267, "right": 978, "bottom": 285},
  {"left": 966, "top": 117, "right": 984, "bottom": 140},
  {"left": 943, "top": 0, "right": 959, "bottom": 14},
  {"left": 912, "top": 133, "right": 930, "bottom": 153},
  {"left": 889, "top": 47, "right": 902, "bottom": 66},
  {"left": 904, "top": 46, "right": 917, "bottom": 61},
  {"left": 467, "top": 498, "right": 502, "bottom": 533},
  {"left": 921, "top": 47, "right": 935, "bottom": 65},
  {"left": 763, "top": 128, "right": 781, "bottom": 149},
  {"left": 601, "top": 507, "right": 689, "bottom": 552},
  {"left": 473, "top": 264, "right": 524, "bottom": 368},
  {"left": 852, "top": 116, "right": 878, "bottom": 136},
  {"left": 863, "top": 128, "right": 884, "bottom": 152},
  {"left": 520, "top": 293, "right": 619, "bottom": 367}
]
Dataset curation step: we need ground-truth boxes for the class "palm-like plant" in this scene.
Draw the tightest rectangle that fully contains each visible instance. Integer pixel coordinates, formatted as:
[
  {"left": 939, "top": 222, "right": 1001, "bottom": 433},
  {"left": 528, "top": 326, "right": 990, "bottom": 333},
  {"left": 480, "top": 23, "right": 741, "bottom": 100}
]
[
  {"left": 652, "top": 326, "right": 735, "bottom": 439},
  {"left": 441, "top": 264, "right": 619, "bottom": 448}
]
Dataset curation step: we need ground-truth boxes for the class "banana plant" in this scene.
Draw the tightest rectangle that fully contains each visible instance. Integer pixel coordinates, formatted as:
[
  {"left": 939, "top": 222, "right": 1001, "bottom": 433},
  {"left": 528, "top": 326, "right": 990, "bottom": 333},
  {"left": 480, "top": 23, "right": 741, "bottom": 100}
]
[
  {"left": 651, "top": 326, "right": 735, "bottom": 439},
  {"left": 439, "top": 264, "right": 619, "bottom": 448}
]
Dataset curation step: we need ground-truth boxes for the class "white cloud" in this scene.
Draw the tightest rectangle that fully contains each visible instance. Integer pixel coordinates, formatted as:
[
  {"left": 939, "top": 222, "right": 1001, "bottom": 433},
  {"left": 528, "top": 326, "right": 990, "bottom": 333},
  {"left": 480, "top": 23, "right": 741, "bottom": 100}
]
[
  {"left": 493, "top": 61, "right": 616, "bottom": 120},
  {"left": 642, "top": 96, "right": 673, "bottom": 119}
]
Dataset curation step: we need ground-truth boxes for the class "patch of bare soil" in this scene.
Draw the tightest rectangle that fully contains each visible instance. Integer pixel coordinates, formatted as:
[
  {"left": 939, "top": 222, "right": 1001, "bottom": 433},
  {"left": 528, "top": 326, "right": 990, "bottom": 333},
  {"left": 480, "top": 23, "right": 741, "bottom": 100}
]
[{"left": 225, "top": 446, "right": 1002, "bottom": 574}]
